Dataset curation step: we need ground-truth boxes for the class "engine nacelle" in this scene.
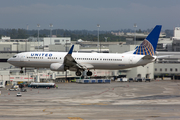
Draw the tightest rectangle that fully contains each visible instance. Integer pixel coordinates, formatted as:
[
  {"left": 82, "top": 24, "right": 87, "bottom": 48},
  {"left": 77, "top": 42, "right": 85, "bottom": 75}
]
[{"left": 50, "top": 63, "right": 64, "bottom": 71}]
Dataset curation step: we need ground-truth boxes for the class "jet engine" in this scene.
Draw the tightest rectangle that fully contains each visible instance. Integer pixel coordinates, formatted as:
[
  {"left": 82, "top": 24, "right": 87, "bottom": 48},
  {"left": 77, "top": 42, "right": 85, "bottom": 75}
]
[{"left": 50, "top": 63, "right": 64, "bottom": 71}]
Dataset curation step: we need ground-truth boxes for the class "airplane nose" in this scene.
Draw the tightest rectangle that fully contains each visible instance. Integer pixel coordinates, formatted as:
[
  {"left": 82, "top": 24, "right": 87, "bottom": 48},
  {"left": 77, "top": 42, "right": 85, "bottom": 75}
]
[
  {"left": 7, "top": 58, "right": 11, "bottom": 63},
  {"left": 7, "top": 58, "right": 10, "bottom": 62}
]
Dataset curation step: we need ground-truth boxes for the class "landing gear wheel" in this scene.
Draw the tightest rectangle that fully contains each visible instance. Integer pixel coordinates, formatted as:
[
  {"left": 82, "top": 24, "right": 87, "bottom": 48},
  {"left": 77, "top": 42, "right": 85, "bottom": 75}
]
[
  {"left": 20, "top": 67, "right": 23, "bottom": 73},
  {"left": 76, "top": 71, "right": 82, "bottom": 76},
  {"left": 87, "top": 71, "right": 92, "bottom": 76}
]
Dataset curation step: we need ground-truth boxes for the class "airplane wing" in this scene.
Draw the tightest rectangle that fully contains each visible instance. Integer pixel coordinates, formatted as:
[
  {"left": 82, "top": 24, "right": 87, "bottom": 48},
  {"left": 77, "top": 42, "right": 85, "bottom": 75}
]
[
  {"left": 77, "top": 63, "right": 94, "bottom": 69},
  {"left": 63, "top": 45, "right": 93, "bottom": 71}
]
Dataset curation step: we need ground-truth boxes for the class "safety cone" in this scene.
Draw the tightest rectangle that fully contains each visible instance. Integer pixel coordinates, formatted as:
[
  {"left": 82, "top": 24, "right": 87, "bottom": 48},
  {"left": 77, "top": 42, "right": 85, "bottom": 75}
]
[{"left": 8, "top": 92, "right": 10, "bottom": 95}]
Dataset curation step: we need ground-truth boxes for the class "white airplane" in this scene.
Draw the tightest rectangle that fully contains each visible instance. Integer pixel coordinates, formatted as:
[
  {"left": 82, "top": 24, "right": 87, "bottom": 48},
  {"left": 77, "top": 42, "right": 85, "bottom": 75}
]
[{"left": 7, "top": 25, "right": 162, "bottom": 76}]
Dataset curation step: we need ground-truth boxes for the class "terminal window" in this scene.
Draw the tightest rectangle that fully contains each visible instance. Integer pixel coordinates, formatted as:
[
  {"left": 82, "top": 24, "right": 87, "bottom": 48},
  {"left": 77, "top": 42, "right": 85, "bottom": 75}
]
[{"left": 54, "top": 40, "right": 60, "bottom": 42}]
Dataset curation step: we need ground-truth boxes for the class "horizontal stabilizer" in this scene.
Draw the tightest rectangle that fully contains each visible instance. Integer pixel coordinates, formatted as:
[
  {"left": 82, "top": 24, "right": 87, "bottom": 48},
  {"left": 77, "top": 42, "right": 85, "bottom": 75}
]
[
  {"left": 142, "top": 55, "right": 154, "bottom": 60},
  {"left": 157, "top": 55, "right": 173, "bottom": 58}
]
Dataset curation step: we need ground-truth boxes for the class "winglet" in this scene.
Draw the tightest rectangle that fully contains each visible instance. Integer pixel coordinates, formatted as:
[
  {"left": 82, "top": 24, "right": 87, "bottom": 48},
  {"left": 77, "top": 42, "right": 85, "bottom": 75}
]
[
  {"left": 68, "top": 45, "right": 74, "bottom": 54},
  {"left": 133, "top": 25, "right": 162, "bottom": 56}
]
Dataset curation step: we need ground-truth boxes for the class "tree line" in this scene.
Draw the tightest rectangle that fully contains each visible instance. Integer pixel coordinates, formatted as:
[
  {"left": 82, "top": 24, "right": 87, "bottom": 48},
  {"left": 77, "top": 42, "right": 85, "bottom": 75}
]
[{"left": 0, "top": 28, "right": 173, "bottom": 42}]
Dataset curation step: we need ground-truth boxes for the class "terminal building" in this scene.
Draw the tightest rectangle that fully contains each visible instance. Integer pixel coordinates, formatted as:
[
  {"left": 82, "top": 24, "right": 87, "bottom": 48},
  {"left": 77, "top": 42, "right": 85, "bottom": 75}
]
[{"left": 1, "top": 27, "right": 180, "bottom": 87}]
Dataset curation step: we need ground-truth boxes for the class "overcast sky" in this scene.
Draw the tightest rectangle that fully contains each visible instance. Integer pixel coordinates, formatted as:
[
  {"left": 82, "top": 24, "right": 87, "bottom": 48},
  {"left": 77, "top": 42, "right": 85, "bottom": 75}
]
[{"left": 0, "top": 0, "right": 180, "bottom": 30}]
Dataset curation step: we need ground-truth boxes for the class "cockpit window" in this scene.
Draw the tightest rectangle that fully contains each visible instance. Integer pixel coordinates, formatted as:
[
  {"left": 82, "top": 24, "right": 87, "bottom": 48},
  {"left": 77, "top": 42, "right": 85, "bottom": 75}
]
[{"left": 13, "top": 55, "right": 17, "bottom": 58}]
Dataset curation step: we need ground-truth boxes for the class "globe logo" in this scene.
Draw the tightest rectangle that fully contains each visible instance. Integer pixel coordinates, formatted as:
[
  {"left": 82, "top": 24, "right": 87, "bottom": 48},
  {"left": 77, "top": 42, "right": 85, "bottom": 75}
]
[{"left": 133, "top": 39, "right": 154, "bottom": 56}]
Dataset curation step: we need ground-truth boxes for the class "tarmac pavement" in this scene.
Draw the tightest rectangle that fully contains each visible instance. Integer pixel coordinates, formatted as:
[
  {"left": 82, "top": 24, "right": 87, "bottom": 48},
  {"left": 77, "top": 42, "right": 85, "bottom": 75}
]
[{"left": 0, "top": 80, "right": 180, "bottom": 120}]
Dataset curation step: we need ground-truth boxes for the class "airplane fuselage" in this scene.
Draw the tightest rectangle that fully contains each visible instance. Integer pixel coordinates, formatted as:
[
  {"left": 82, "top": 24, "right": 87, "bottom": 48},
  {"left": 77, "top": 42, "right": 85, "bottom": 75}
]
[
  {"left": 8, "top": 52, "right": 154, "bottom": 70},
  {"left": 7, "top": 25, "right": 161, "bottom": 76}
]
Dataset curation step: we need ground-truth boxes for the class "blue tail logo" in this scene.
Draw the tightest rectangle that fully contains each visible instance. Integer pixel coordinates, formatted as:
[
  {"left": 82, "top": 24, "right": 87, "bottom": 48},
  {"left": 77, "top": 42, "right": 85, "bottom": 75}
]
[{"left": 133, "top": 25, "right": 162, "bottom": 56}]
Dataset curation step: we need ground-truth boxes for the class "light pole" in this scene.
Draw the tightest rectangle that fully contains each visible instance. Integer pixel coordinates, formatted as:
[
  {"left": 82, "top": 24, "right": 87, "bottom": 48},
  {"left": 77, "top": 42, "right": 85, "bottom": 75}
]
[
  {"left": 104, "top": 37, "right": 108, "bottom": 42},
  {"left": 49, "top": 24, "right": 53, "bottom": 45},
  {"left": 26, "top": 24, "right": 28, "bottom": 52},
  {"left": 134, "top": 23, "right": 137, "bottom": 45},
  {"left": 37, "top": 24, "right": 40, "bottom": 51},
  {"left": 16, "top": 40, "right": 18, "bottom": 53},
  {"left": 97, "top": 24, "right": 100, "bottom": 52},
  {"left": 65, "top": 40, "right": 68, "bottom": 82}
]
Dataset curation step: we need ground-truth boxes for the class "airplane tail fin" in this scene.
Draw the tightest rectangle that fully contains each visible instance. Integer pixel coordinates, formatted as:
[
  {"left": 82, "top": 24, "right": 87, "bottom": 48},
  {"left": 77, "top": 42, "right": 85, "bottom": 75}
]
[{"left": 133, "top": 25, "right": 162, "bottom": 56}]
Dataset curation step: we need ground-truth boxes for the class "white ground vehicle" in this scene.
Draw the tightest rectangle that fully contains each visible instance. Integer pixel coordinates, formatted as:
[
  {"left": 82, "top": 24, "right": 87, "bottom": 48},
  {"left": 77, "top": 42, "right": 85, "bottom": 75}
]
[{"left": 17, "top": 92, "right": 22, "bottom": 97}]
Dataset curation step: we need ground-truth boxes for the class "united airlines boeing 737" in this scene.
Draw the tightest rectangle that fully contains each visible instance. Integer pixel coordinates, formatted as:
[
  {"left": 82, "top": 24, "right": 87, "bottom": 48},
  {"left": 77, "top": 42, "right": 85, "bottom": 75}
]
[{"left": 7, "top": 25, "right": 162, "bottom": 76}]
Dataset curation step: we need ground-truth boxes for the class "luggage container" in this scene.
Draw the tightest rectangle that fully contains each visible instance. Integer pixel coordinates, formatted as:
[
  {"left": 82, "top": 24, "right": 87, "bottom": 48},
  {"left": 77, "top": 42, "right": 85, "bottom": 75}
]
[
  {"left": 76, "top": 79, "right": 80, "bottom": 83},
  {"left": 84, "top": 79, "right": 89, "bottom": 83},
  {"left": 91, "top": 79, "right": 96, "bottom": 83},
  {"left": 116, "top": 78, "right": 121, "bottom": 81},
  {"left": 78, "top": 79, "right": 83, "bottom": 83},
  {"left": 104, "top": 79, "right": 111, "bottom": 83},
  {"left": 98, "top": 79, "right": 103, "bottom": 83},
  {"left": 122, "top": 78, "right": 128, "bottom": 82}
]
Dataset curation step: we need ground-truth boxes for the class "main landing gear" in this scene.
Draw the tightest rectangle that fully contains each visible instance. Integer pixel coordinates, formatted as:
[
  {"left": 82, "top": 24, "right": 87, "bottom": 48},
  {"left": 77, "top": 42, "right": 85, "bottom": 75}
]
[
  {"left": 75, "top": 70, "right": 92, "bottom": 76},
  {"left": 76, "top": 71, "right": 82, "bottom": 76},
  {"left": 87, "top": 70, "right": 92, "bottom": 76}
]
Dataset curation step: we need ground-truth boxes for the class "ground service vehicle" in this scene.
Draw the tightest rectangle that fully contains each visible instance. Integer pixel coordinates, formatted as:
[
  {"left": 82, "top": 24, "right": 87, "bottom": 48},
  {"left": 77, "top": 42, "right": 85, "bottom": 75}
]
[
  {"left": 128, "top": 78, "right": 133, "bottom": 82},
  {"left": 29, "top": 83, "right": 55, "bottom": 88},
  {"left": 17, "top": 92, "right": 22, "bottom": 97},
  {"left": 145, "top": 79, "right": 151, "bottom": 82},
  {"left": 136, "top": 78, "right": 142, "bottom": 82}
]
